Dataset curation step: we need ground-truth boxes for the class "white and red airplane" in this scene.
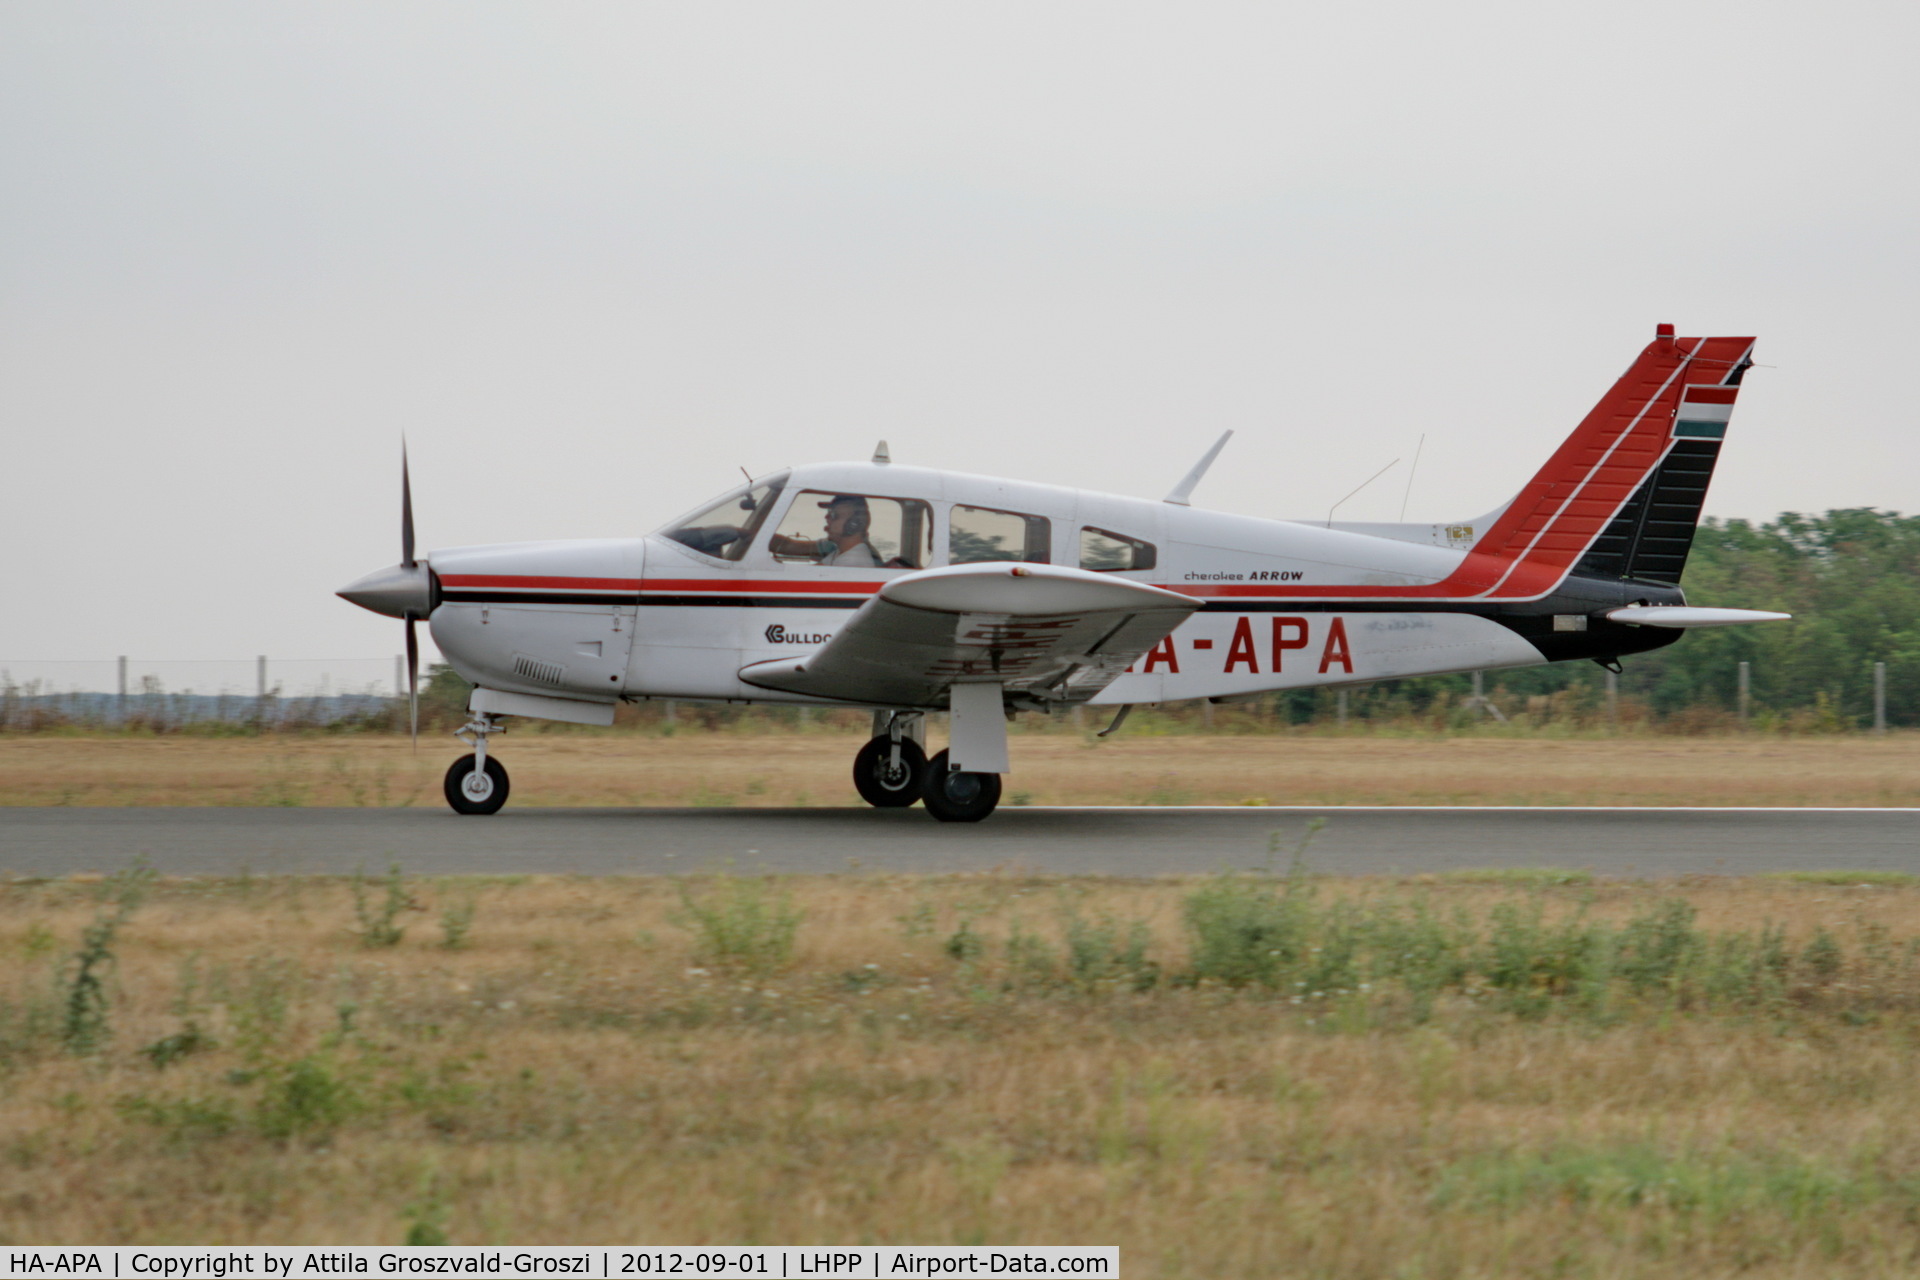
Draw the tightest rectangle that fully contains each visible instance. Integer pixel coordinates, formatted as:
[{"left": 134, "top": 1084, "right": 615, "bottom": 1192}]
[{"left": 340, "top": 325, "right": 1787, "bottom": 821}]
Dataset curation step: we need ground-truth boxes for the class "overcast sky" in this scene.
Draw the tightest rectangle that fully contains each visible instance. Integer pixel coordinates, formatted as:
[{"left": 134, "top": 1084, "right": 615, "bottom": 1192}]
[{"left": 5, "top": 1, "right": 1917, "bottom": 670}]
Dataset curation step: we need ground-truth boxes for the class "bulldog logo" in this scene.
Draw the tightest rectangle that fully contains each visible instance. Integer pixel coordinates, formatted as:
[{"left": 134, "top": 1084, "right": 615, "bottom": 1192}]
[{"left": 765, "top": 624, "right": 833, "bottom": 645}]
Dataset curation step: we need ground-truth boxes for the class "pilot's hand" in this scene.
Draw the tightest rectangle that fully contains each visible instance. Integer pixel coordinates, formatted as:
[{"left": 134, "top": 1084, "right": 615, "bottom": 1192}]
[{"left": 677, "top": 526, "right": 741, "bottom": 554}]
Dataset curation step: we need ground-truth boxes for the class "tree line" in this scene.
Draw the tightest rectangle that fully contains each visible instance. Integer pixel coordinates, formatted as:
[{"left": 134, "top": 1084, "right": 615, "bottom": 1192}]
[{"left": 1301, "top": 508, "right": 1920, "bottom": 731}]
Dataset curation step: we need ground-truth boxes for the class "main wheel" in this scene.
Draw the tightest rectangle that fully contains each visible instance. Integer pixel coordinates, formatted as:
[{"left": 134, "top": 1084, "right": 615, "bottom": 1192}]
[
  {"left": 920, "top": 749, "right": 1002, "bottom": 823},
  {"left": 443, "top": 754, "right": 510, "bottom": 815},
  {"left": 853, "top": 735, "right": 927, "bottom": 808}
]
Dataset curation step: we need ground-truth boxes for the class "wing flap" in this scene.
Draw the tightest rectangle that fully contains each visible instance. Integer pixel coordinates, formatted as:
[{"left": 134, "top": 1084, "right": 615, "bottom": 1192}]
[{"left": 738, "top": 563, "right": 1197, "bottom": 707}]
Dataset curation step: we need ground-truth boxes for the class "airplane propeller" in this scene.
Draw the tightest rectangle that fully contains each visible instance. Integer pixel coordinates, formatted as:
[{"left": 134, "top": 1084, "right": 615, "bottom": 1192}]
[
  {"left": 401, "top": 445, "right": 419, "bottom": 746},
  {"left": 336, "top": 443, "right": 436, "bottom": 747}
]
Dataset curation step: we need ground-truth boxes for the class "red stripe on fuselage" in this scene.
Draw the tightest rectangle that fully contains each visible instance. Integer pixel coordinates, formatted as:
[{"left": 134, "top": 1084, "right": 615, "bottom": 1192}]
[
  {"left": 638, "top": 578, "right": 885, "bottom": 595},
  {"left": 439, "top": 575, "right": 642, "bottom": 590}
]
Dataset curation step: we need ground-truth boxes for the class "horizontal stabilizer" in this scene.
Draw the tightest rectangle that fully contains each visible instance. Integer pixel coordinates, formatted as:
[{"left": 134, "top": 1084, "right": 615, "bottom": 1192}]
[{"left": 1604, "top": 606, "right": 1791, "bottom": 629}]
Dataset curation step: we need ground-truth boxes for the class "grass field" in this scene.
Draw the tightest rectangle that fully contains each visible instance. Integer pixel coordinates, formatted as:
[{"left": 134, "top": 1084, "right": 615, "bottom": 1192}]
[
  {"left": 5, "top": 867, "right": 1920, "bottom": 1276},
  {"left": 5, "top": 730, "right": 1920, "bottom": 808}
]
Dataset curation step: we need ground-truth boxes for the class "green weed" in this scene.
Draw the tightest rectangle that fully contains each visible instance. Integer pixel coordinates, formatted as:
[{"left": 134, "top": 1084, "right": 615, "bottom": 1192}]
[
  {"left": 352, "top": 863, "right": 418, "bottom": 949},
  {"left": 140, "top": 1023, "right": 216, "bottom": 1069},
  {"left": 402, "top": 1174, "right": 452, "bottom": 1246},
  {"left": 943, "top": 919, "right": 986, "bottom": 963},
  {"left": 437, "top": 897, "right": 476, "bottom": 951},
  {"left": 1003, "top": 922, "right": 1060, "bottom": 990},
  {"left": 1437, "top": 867, "right": 1596, "bottom": 887},
  {"left": 21, "top": 922, "right": 57, "bottom": 960},
  {"left": 671, "top": 872, "right": 802, "bottom": 976},
  {"left": 61, "top": 862, "right": 154, "bottom": 1054},
  {"left": 1763, "top": 870, "right": 1919, "bottom": 887},
  {"left": 115, "top": 1093, "right": 239, "bottom": 1141},
  {"left": 1063, "top": 913, "right": 1159, "bottom": 992},
  {"left": 1433, "top": 1142, "right": 1891, "bottom": 1220},
  {"left": 254, "top": 1054, "right": 362, "bottom": 1142}
]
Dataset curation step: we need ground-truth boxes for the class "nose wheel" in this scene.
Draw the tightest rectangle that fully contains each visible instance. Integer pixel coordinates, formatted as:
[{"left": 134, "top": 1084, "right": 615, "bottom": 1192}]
[
  {"left": 444, "top": 754, "right": 510, "bottom": 815},
  {"left": 445, "top": 710, "right": 510, "bottom": 815},
  {"left": 853, "top": 734, "right": 927, "bottom": 807}
]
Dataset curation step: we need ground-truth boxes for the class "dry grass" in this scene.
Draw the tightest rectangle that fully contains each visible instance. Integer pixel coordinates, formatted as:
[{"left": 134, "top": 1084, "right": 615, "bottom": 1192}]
[
  {"left": 5, "top": 730, "right": 1920, "bottom": 808},
  {"left": 4, "top": 870, "right": 1920, "bottom": 1276}
]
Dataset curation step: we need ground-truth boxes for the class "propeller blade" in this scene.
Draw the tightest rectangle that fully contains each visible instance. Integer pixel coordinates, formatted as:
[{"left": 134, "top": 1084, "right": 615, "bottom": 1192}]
[
  {"left": 405, "top": 614, "right": 420, "bottom": 748},
  {"left": 401, "top": 441, "right": 416, "bottom": 569}
]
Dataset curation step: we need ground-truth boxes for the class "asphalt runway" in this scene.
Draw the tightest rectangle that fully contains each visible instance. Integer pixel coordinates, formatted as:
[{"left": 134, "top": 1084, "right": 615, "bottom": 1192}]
[{"left": 1, "top": 806, "right": 1916, "bottom": 878}]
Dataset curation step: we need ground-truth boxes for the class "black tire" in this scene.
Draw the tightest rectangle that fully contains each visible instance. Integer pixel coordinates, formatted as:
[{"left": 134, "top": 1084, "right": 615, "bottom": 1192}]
[
  {"left": 853, "top": 735, "right": 927, "bottom": 808},
  {"left": 920, "top": 749, "right": 1002, "bottom": 823},
  {"left": 443, "top": 753, "right": 510, "bottom": 815}
]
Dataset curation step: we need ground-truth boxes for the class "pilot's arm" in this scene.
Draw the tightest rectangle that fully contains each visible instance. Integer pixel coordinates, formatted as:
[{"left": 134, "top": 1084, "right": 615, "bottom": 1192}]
[{"left": 769, "top": 533, "right": 830, "bottom": 560}]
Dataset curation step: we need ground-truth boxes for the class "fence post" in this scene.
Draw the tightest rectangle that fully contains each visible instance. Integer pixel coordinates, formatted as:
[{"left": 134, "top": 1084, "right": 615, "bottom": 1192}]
[
  {"left": 1606, "top": 669, "right": 1618, "bottom": 730},
  {"left": 117, "top": 655, "right": 127, "bottom": 725},
  {"left": 1336, "top": 688, "right": 1348, "bottom": 728},
  {"left": 1738, "top": 661, "right": 1751, "bottom": 727},
  {"left": 1465, "top": 671, "right": 1507, "bottom": 722},
  {"left": 1200, "top": 697, "right": 1214, "bottom": 730},
  {"left": 1874, "top": 661, "right": 1887, "bottom": 734},
  {"left": 394, "top": 654, "right": 405, "bottom": 698}
]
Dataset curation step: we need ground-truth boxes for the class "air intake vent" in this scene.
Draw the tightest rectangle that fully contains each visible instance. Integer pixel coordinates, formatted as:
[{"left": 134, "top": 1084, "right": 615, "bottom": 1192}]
[{"left": 512, "top": 654, "right": 566, "bottom": 686}]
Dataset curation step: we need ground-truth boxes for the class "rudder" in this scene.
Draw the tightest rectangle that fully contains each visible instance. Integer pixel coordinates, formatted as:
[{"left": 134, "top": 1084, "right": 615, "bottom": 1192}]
[
  {"left": 1572, "top": 365, "right": 1750, "bottom": 585},
  {"left": 1468, "top": 326, "right": 1755, "bottom": 598}
]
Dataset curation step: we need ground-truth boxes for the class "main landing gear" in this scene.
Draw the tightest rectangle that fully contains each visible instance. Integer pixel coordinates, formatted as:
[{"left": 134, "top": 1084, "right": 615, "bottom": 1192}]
[
  {"left": 852, "top": 709, "right": 1003, "bottom": 823},
  {"left": 921, "top": 750, "right": 1001, "bottom": 823},
  {"left": 444, "top": 712, "right": 510, "bottom": 815}
]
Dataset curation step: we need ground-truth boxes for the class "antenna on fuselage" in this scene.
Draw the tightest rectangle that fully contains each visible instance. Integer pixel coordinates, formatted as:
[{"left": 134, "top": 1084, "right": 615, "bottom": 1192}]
[
  {"left": 1163, "top": 430, "right": 1233, "bottom": 506},
  {"left": 1326, "top": 457, "right": 1402, "bottom": 528},
  {"left": 873, "top": 440, "right": 891, "bottom": 464},
  {"left": 1399, "top": 434, "right": 1425, "bottom": 521}
]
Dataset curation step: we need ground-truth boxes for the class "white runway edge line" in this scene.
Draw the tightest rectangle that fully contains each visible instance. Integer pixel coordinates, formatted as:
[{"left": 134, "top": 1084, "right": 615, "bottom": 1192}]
[
  {"left": 1023, "top": 805, "right": 1920, "bottom": 814},
  {"left": 3, "top": 1245, "right": 1121, "bottom": 1279}
]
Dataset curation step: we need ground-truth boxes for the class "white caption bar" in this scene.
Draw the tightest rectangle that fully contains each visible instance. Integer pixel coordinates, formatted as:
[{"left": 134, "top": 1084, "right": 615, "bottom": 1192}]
[{"left": 5, "top": 1247, "right": 1119, "bottom": 1279}]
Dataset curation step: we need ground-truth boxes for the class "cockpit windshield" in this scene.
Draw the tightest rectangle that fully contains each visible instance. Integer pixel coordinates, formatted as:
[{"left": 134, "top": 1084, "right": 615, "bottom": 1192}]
[{"left": 657, "top": 474, "right": 787, "bottom": 561}]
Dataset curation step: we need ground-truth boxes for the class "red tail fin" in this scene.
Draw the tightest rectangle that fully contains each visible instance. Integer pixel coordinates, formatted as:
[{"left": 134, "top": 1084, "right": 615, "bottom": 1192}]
[{"left": 1466, "top": 327, "right": 1755, "bottom": 599}]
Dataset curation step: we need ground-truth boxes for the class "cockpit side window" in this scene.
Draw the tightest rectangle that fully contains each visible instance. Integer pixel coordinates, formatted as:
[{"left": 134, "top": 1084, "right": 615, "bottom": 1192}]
[
  {"left": 950, "top": 505, "right": 1050, "bottom": 565},
  {"left": 661, "top": 477, "right": 785, "bottom": 561},
  {"left": 769, "top": 491, "right": 933, "bottom": 569},
  {"left": 1079, "top": 526, "right": 1157, "bottom": 572}
]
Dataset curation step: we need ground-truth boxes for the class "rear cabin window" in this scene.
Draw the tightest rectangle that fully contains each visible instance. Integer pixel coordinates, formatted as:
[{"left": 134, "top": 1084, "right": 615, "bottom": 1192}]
[
  {"left": 949, "top": 505, "right": 1050, "bottom": 564},
  {"left": 1079, "top": 527, "right": 1157, "bottom": 572},
  {"left": 768, "top": 491, "right": 932, "bottom": 569}
]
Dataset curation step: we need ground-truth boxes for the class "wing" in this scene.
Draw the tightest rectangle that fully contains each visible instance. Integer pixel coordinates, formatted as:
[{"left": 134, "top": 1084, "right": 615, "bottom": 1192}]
[{"left": 737, "top": 563, "right": 1197, "bottom": 708}]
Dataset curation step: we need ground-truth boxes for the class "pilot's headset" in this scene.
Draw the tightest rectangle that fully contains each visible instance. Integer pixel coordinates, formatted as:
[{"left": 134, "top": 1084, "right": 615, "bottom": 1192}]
[{"left": 828, "top": 496, "right": 871, "bottom": 537}]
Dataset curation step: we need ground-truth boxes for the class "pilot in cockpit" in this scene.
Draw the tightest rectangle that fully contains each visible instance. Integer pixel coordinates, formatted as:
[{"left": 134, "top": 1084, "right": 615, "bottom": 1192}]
[{"left": 769, "top": 494, "right": 883, "bottom": 568}]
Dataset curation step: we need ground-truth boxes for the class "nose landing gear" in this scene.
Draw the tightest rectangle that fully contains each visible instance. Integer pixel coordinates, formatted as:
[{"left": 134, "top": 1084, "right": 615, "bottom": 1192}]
[
  {"left": 853, "top": 711, "right": 927, "bottom": 807},
  {"left": 445, "top": 712, "right": 510, "bottom": 815}
]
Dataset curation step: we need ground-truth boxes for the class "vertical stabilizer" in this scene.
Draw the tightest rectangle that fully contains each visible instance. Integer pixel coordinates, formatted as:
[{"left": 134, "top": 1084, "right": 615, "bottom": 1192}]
[{"left": 1465, "top": 326, "right": 1755, "bottom": 598}]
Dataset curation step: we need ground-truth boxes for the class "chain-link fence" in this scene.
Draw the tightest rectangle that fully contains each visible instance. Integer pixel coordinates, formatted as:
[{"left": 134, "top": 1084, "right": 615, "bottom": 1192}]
[{"left": 0, "top": 658, "right": 409, "bottom": 729}]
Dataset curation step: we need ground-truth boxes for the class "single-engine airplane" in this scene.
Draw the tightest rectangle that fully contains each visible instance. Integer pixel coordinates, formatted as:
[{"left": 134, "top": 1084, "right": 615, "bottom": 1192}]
[{"left": 339, "top": 324, "right": 1788, "bottom": 822}]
